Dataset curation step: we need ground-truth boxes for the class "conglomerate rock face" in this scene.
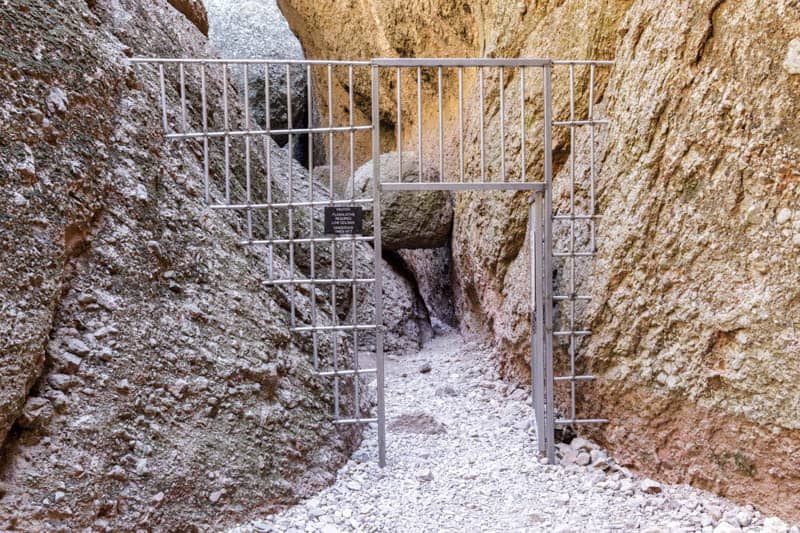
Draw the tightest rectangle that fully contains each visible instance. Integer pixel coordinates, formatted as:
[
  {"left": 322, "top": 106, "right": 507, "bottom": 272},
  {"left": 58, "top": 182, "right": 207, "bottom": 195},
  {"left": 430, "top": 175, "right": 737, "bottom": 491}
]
[
  {"left": 280, "top": 0, "right": 800, "bottom": 520},
  {"left": 0, "top": 0, "right": 384, "bottom": 529}
]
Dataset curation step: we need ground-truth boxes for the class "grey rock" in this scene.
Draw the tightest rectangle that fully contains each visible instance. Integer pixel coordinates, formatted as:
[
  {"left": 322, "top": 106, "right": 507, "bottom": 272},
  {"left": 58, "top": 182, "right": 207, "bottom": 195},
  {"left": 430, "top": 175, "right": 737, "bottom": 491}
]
[
  {"left": 53, "top": 351, "right": 83, "bottom": 374},
  {"left": 419, "top": 362, "right": 432, "bottom": 374},
  {"left": 434, "top": 385, "right": 457, "bottom": 397},
  {"left": 350, "top": 152, "right": 453, "bottom": 249},
  {"left": 64, "top": 338, "right": 90, "bottom": 356},
  {"left": 205, "top": 0, "right": 312, "bottom": 157},
  {"left": 763, "top": 517, "right": 790, "bottom": 533},
  {"left": 18, "top": 397, "right": 53, "bottom": 429},
  {"left": 576, "top": 452, "right": 591, "bottom": 466},
  {"left": 639, "top": 479, "right": 663, "bottom": 494},
  {"left": 388, "top": 412, "right": 446, "bottom": 435},
  {"left": 168, "top": 379, "right": 188, "bottom": 399},
  {"left": 47, "top": 374, "right": 80, "bottom": 392},
  {"left": 415, "top": 468, "right": 434, "bottom": 482},
  {"left": 712, "top": 522, "right": 740, "bottom": 533},
  {"left": 106, "top": 466, "right": 127, "bottom": 481},
  {"left": 570, "top": 437, "right": 594, "bottom": 452}
]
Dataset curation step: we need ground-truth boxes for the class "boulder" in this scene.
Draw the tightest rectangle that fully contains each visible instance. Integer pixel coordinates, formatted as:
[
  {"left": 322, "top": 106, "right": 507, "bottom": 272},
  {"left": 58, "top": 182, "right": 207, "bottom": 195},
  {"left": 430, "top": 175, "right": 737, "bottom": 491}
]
[
  {"left": 351, "top": 152, "right": 453, "bottom": 250},
  {"left": 204, "top": 0, "right": 318, "bottom": 162}
]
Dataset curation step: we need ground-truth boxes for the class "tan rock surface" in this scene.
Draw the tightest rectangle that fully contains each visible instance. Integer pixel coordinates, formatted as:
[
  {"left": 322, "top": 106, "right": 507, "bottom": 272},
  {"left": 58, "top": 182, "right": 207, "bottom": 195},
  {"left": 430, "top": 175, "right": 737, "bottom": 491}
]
[{"left": 281, "top": 0, "right": 800, "bottom": 520}]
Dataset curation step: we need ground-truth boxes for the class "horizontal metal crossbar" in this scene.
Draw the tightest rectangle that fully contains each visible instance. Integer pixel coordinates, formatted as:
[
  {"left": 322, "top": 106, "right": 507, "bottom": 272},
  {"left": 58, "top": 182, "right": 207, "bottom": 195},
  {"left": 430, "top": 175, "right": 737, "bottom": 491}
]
[
  {"left": 333, "top": 418, "right": 378, "bottom": 425},
  {"left": 552, "top": 59, "right": 615, "bottom": 66},
  {"left": 553, "top": 330, "right": 592, "bottom": 337},
  {"left": 241, "top": 236, "right": 374, "bottom": 245},
  {"left": 211, "top": 199, "right": 372, "bottom": 210},
  {"left": 129, "top": 57, "right": 371, "bottom": 66},
  {"left": 316, "top": 368, "right": 377, "bottom": 377},
  {"left": 556, "top": 418, "right": 610, "bottom": 425},
  {"left": 552, "top": 214, "right": 603, "bottom": 220},
  {"left": 553, "top": 295, "right": 592, "bottom": 301},
  {"left": 372, "top": 58, "right": 553, "bottom": 68},
  {"left": 165, "top": 125, "right": 372, "bottom": 140},
  {"left": 553, "top": 251, "right": 596, "bottom": 257},
  {"left": 292, "top": 325, "right": 379, "bottom": 332},
  {"left": 554, "top": 375, "right": 597, "bottom": 382},
  {"left": 553, "top": 119, "right": 610, "bottom": 127},
  {"left": 265, "top": 278, "right": 375, "bottom": 286},
  {"left": 381, "top": 182, "right": 546, "bottom": 192}
]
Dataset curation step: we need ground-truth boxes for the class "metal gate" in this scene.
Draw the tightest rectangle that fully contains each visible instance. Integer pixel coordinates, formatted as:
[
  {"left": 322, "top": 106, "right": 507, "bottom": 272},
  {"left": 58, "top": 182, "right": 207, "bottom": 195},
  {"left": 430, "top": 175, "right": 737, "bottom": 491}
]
[{"left": 130, "top": 56, "right": 611, "bottom": 467}]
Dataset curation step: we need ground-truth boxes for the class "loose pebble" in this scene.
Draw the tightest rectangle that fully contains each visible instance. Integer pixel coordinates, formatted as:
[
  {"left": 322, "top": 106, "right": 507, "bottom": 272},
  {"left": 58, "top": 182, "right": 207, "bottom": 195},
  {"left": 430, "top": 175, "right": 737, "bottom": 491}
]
[{"left": 227, "top": 333, "right": 789, "bottom": 533}]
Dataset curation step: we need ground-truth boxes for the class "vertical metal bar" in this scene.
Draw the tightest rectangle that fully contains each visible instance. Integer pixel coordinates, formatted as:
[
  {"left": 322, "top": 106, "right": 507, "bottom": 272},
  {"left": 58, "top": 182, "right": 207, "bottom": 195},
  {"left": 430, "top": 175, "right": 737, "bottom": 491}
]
[
  {"left": 371, "top": 64, "right": 387, "bottom": 467},
  {"left": 222, "top": 64, "right": 231, "bottom": 203},
  {"left": 308, "top": 63, "right": 319, "bottom": 370},
  {"left": 327, "top": 63, "right": 338, "bottom": 416},
  {"left": 328, "top": 64, "right": 335, "bottom": 197},
  {"left": 458, "top": 67, "right": 464, "bottom": 183},
  {"left": 244, "top": 64, "right": 253, "bottom": 241},
  {"left": 397, "top": 67, "right": 402, "bottom": 180},
  {"left": 286, "top": 64, "right": 295, "bottom": 326},
  {"left": 200, "top": 63, "right": 210, "bottom": 204},
  {"left": 531, "top": 192, "right": 546, "bottom": 454},
  {"left": 479, "top": 66, "right": 485, "bottom": 183},
  {"left": 417, "top": 66, "right": 423, "bottom": 182},
  {"left": 589, "top": 64, "right": 597, "bottom": 252},
  {"left": 542, "top": 64, "right": 556, "bottom": 465},
  {"left": 179, "top": 63, "right": 187, "bottom": 134},
  {"left": 568, "top": 64, "right": 577, "bottom": 421},
  {"left": 519, "top": 67, "right": 526, "bottom": 183},
  {"left": 348, "top": 64, "right": 359, "bottom": 419},
  {"left": 499, "top": 67, "right": 506, "bottom": 182},
  {"left": 351, "top": 224, "right": 359, "bottom": 418},
  {"left": 438, "top": 66, "right": 444, "bottom": 182},
  {"left": 265, "top": 63, "right": 274, "bottom": 280},
  {"left": 158, "top": 64, "right": 168, "bottom": 133},
  {"left": 349, "top": 65, "right": 356, "bottom": 195}
]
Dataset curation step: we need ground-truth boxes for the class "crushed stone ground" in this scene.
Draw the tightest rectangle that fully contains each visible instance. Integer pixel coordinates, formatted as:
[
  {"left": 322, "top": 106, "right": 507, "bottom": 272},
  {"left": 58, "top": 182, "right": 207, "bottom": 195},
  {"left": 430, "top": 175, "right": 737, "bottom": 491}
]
[{"left": 231, "top": 332, "right": 797, "bottom": 533}]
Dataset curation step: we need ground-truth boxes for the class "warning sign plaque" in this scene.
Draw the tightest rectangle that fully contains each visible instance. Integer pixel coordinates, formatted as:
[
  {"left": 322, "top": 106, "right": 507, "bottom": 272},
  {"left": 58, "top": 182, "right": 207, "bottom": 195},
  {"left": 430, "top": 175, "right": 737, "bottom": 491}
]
[{"left": 323, "top": 206, "right": 364, "bottom": 235}]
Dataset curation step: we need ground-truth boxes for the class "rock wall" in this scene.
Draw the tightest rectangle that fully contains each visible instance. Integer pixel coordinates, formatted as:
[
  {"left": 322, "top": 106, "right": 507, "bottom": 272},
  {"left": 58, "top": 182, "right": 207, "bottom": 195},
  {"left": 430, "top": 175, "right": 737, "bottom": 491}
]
[
  {"left": 0, "top": 0, "right": 371, "bottom": 529},
  {"left": 280, "top": 0, "right": 800, "bottom": 520}
]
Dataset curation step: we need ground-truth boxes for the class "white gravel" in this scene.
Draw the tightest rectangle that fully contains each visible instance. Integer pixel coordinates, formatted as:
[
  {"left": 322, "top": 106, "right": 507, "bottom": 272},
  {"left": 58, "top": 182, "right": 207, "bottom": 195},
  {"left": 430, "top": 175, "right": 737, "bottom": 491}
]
[{"left": 231, "top": 333, "right": 797, "bottom": 533}]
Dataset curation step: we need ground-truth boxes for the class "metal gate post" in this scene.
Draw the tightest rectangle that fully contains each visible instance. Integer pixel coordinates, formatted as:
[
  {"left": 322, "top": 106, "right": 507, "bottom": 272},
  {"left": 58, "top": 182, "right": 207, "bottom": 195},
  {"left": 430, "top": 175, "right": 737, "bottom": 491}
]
[
  {"left": 542, "top": 63, "right": 556, "bottom": 465},
  {"left": 371, "top": 64, "right": 387, "bottom": 467},
  {"left": 530, "top": 191, "right": 546, "bottom": 455}
]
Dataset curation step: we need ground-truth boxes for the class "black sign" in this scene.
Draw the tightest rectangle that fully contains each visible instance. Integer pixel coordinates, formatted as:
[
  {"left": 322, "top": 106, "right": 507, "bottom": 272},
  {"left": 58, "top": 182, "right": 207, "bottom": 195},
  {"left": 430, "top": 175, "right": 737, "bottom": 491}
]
[{"left": 324, "top": 206, "right": 363, "bottom": 235}]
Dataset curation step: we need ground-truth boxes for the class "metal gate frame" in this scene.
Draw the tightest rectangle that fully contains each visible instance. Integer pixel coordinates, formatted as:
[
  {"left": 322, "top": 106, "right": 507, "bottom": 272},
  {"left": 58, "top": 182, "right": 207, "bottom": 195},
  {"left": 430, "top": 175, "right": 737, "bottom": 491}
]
[{"left": 130, "top": 55, "right": 611, "bottom": 468}]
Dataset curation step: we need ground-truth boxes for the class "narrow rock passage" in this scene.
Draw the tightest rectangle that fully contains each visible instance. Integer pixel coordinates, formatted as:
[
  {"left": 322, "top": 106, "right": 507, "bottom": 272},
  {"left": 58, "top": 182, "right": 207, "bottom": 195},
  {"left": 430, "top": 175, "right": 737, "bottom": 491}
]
[{"left": 231, "top": 333, "right": 786, "bottom": 533}]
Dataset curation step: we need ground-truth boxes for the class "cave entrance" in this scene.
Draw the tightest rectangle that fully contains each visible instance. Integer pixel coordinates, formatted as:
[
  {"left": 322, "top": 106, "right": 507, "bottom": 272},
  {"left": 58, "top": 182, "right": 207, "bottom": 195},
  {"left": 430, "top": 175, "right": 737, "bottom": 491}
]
[{"left": 130, "top": 56, "right": 611, "bottom": 468}]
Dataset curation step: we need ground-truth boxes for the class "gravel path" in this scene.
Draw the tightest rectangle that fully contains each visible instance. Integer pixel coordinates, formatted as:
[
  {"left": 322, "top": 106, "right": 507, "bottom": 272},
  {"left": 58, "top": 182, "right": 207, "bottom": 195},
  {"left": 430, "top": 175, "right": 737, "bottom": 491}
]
[{"left": 231, "top": 333, "right": 796, "bottom": 533}]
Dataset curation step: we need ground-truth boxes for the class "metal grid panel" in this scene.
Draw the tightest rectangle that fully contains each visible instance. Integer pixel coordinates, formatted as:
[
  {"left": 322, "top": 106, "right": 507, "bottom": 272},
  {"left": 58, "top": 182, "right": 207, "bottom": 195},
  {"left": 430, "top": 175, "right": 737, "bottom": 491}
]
[
  {"left": 131, "top": 55, "right": 613, "bottom": 468},
  {"left": 130, "top": 58, "right": 385, "bottom": 464},
  {"left": 376, "top": 58, "right": 551, "bottom": 190}
]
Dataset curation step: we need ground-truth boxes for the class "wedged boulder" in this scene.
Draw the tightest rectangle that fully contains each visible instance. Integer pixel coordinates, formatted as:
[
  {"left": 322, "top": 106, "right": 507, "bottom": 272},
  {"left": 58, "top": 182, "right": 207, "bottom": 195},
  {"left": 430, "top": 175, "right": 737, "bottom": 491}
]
[
  {"left": 351, "top": 152, "right": 453, "bottom": 250},
  {"left": 204, "top": 0, "right": 318, "bottom": 161}
]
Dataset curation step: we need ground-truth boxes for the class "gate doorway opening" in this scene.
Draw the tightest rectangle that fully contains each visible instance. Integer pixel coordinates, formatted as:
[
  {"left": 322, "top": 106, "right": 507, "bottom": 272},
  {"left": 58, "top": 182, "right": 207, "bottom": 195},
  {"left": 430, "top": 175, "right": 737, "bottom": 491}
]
[{"left": 130, "top": 56, "right": 612, "bottom": 467}]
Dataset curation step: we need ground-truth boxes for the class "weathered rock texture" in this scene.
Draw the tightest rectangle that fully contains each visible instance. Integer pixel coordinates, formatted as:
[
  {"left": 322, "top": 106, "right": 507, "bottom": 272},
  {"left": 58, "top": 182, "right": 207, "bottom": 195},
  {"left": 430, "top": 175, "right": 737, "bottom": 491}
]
[
  {"left": 281, "top": 0, "right": 800, "bottom": 520},
  {"left": 167, "top": 0, "right": 209, "bottom": 35},
  {"left": 0, "top": 0, "right": 380, "bottom": 529},
  {"left": 205, "top": 0, "right": 322, "bottom": 164}
]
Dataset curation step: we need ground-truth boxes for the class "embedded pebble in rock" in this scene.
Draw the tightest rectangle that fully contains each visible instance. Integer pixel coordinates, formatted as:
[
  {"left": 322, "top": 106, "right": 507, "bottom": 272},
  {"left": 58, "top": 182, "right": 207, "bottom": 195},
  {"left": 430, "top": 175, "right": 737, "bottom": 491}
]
[{"left": 228, "top": 332, "right": 794, "bottom": 533}]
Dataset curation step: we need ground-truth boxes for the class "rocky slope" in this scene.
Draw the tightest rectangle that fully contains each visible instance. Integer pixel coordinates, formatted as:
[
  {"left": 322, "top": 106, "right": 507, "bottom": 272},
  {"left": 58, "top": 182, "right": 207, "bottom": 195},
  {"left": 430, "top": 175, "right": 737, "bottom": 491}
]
[
  {"left": 0, "top": 0, "right": 423, "bottom": 529},
  {"left": 280, "top": 0, "right": 800, "bottom": 521}
]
